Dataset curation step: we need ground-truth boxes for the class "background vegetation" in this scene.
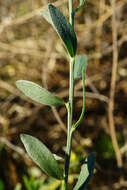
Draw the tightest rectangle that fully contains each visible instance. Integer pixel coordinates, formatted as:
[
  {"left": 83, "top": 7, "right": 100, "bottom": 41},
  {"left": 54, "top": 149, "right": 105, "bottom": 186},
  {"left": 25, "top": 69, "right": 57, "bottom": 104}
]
[{"left": 0, "top": 0, "right": 127, "bottom": 189}]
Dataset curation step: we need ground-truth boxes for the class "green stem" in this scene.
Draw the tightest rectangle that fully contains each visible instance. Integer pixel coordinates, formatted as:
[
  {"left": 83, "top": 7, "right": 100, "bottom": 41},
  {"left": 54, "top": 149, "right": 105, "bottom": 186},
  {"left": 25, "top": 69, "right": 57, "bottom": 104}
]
[
  {"left": 64, "top": 128, "right": 74, "bottom": 189},
  {"left": 69, "top": 0, "right": 73, "bottom": 25},
  {"left": 73, "top": 68, "right": 86, "bottom": 130},
  {"left": 63, "top": 1, "right": 75, "bottom": 189},
  {"left": 64, "top": 57, "right": 75, "bottom": 190},
  {"left": 69, "top": 57, "right": 75, "bottom": 125}
]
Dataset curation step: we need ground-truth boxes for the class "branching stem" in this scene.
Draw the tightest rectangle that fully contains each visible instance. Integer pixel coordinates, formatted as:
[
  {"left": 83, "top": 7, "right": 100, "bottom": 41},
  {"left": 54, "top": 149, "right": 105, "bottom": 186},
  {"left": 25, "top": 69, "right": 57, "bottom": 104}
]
[
  {"left": 64, "top": 57, "right": 75, "bottom": 190},
  {"left": 64, "top": 1, "right": 76, "bottom": 189}
]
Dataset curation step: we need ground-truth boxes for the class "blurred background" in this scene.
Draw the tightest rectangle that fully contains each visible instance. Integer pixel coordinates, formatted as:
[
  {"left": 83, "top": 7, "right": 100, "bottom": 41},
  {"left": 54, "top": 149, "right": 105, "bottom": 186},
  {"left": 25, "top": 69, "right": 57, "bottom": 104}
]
[{"left": 0, "top": 0, "right": 127, "bottom": 189}]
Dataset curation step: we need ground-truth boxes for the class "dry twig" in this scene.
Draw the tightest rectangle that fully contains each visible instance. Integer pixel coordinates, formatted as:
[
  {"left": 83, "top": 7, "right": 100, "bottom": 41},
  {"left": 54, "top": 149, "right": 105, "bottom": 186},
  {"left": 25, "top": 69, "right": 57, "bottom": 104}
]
[{"left": 108, "top": 0, "right": 123, "bottom": 168}]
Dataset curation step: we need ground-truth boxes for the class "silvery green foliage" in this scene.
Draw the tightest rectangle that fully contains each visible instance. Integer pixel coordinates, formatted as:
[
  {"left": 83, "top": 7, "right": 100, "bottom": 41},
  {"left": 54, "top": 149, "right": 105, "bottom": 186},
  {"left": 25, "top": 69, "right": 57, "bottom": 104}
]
[
  {"left": 16, "top": 0, "right": 96, "bottom": 188},
  {"left": 40, "top": 10, "right": 52, "bottom": 25},
  {"left": 21, "top": 134, "right": 63, "bottom": 180},
  {"left": 41, "top": 4, "right": 77, "bottom": 57},
  {"left": 16, "top": 80, "right": 65, "bottom": 106},
  {"left": 74, "top": 54, "right": 87, "bottom": 80}
]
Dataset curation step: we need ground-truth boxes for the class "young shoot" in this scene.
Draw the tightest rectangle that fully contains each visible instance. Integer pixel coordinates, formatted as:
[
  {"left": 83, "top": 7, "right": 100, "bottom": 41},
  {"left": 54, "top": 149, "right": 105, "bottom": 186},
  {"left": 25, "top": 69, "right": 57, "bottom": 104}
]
[{"left": 16, "top": 0, "right": 96, "bottom": 189}]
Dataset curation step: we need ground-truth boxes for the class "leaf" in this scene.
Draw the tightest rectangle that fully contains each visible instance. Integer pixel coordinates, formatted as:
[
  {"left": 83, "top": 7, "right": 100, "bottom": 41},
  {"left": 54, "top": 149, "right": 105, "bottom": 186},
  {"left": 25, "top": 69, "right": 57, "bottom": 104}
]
[
  {"left": 73, "top": 60, "right": 86, "bottom": 130},
  {"left": 39, "top": 179, "right": 61, "bottom": 190},
  {"left": 40, "top": 10, "right": 53, "bottom": 25},
  {"left": 23, "top": 176, "right": 32, "bottom": 190},
  {"left": 0, "top": 179, "right": 4, "bottom": 190},
  {"left": 75, "top": 0, "right": 86, "bottom": 13},
  {"left": 16, "top": 80, "right": 65, "bottom": 106},
  {"left": 74, "top": 54, "right": 87, "bottom": 80},
  {"left": 53, "top": 154, "right": 63, "bottom": 161},
  {"left": 21, "top": 134, "right": 63, "bottom": 180},
  {"left": 73, "top": 153, "right": 96, "bottom": 190},
  {"left": 80, "top": 0, "right": 86, "bottom": 6},
  {"left": 48, "top": 4, "right": 77, "bottom": 57}
]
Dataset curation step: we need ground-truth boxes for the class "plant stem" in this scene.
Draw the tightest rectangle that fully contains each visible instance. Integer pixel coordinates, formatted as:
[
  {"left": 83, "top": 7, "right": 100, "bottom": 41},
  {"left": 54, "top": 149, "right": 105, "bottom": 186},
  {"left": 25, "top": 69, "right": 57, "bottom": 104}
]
[
  {"left": 64, "top": 57, "right": 75, "bottom": 190},
  {"left": 69, "top": 0, "right": 73, "bottom": 25},
  {"left": 63, "top": 1, "right": 75, "bottom": 189},
  {"left": 73, "top": 68, "right": 86, "bottom": 130},
  {"left": 69, "top": 57, "right": 75, "bottom": 125}
]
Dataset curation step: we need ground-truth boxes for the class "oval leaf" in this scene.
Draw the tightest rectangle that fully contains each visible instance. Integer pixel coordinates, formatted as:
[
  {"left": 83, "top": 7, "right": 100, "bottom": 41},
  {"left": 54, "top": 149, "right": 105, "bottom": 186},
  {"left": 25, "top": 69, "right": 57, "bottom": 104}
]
[
  {"left": 48, "top": 4, "right": 77, "bottom": 57},
  {"left": 16, "top": 80, "right": 65, "bottom": 106},
  {"left": 74, "top": 54, "right": 87, "bottom": 80},
  {"left": 73, "top": 153, "right": 96, "bottom": 190},
  {"left": 21, "top": 134, "right": 63, "bottom": 180},
  {"left": 40, "top": 10, "right": 53, "bottom": 25}
]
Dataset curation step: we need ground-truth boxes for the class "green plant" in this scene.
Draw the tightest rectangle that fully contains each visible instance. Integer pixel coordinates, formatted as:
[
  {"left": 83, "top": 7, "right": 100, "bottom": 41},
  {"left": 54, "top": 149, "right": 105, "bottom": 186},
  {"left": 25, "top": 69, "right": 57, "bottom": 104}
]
[
  {"left": 14, "top": 175, "right": 61, "bottom": 190},
  {"left": 23, "top": 176, "right": 44, "bottom": 190},
  {"left": 0, "top": 179, "right": 4, "bottom": 190},
  {"left": 16, "top": 0, "right": 96, "bottom": 189}
]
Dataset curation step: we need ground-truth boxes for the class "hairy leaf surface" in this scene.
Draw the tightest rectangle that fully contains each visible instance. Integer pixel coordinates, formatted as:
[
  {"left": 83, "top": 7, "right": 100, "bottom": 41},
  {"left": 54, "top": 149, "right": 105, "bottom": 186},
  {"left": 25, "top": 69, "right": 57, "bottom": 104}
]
[
  {"left": 16, "top": 80, "right": 65, "bottom": 106},
  {"left": 40, "top": 10, "right": 53, "bottom": 25},
  {"left": 21, "top": 134, "right": 63, "bottom": 180},
  {"left": 74, "top": 54, "right": 87, "bottom": 80},
  {"left": 48, "top": 4, "right": 77, "bottom": 57}
]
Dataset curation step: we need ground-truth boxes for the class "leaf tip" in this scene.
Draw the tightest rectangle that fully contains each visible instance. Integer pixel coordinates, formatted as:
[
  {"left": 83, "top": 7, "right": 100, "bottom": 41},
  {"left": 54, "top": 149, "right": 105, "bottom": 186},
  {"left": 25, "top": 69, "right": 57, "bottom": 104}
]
[
  {"left": 20, "top": 133, "right": 29, "bottom": 144},
  {"left": 16, "top": 80, "right": 23, "bottom": 88},
  {"left": 20, "top": 133, "right": 25, "bottom": 141},
  {"left": 48, "top": 3, "right": 53, "bottom": 10}
]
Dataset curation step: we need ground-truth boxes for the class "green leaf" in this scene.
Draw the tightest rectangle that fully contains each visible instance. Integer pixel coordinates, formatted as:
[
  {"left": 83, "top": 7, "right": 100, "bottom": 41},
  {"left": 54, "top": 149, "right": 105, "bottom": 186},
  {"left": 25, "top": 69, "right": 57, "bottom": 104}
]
[
  {"left": 75, "top": 0, "right": 86, "bottom": 13},
  {"left": 74, "top": 54, "right": 87, "bottom": 80},
  {"left": 73, "top": 153, "right": 96, "bottom": 190},
  {"left": 0, "top": 179, "right": 4, "bottom": 190},
  {"left": 39, "top": 179, "right": 61, "bottom": 190},
  {"left": 48, "top": 4, "right": 77, "bottom": 57},
  {"left": 23, "top": 176, "right": 32, "bottom": 190},
  {"left": 53, "top": 154, "right": 63, "bottom": 161},
  {"left": 21, "top": 134, "right": 63, "bottom": 180},
  {"left": 80, "top": 0, "right": 86, "bottom": 6},
  {"left": 40, "top": 10, "right": 53, "bottom": 25},
  {"left": 73, "top": 64, "right": 86, "bottom": 130},
  {"left": 16, "top": 80, "right": 65, "bottom": 106}
]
